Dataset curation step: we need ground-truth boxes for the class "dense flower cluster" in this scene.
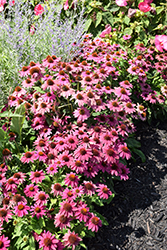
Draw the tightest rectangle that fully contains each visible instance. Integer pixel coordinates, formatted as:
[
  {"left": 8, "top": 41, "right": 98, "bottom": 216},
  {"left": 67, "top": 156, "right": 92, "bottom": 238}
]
[{"left": 0, "top": 31, "right": 167, "bottom": 249}]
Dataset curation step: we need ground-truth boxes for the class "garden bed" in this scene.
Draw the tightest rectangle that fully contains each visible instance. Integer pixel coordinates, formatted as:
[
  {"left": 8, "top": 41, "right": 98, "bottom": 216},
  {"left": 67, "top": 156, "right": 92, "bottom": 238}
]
[{"left": 84, "top": 120, "right": 167, "bottom": 250}]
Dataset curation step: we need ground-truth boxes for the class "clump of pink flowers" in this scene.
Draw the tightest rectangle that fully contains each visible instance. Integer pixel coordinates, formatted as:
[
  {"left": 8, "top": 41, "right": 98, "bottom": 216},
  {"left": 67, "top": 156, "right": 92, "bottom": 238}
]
[{"left": 0, "top": 29, "right": 167, "bottom": 249}]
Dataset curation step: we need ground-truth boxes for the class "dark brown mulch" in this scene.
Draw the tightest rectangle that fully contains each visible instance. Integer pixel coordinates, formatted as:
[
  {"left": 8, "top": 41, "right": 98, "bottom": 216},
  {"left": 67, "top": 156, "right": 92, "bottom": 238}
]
[{"left": 83, "top": 120, "right": 167, "bottom": 250}]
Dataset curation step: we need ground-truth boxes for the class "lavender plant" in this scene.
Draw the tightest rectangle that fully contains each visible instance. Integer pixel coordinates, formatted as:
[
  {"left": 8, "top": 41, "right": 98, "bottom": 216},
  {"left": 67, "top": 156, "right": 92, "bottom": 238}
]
[{"left": 0, "top": 0, "right": 86, "bottom": 105}]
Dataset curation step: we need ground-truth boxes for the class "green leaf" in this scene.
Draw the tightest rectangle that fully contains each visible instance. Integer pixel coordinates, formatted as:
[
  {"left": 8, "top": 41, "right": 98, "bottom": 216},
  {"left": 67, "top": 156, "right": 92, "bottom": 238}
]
[
  {"left": 125, "top": 138, "right": 141, "bottom": 149},
  {"left": 80, "top": 242, "right": 87, "bottom": 249},
  {"left": 0, "top": 128, "right": 7, "bottom": 140},
  {"left": 110, "top": 6, "right": 120, "bottom": 12},
  {"left": 135, "top": 149, "right": 146, "bottom": 163},
  {"left": 84, "top": 18, "right": 92, "bottom": 31},
  {"left": 95, "top": 12, "right": 102, "bottom": 27},
  {"left": 123, "top": 27, "right": 133, "bottom": 35},
  {"left": 156, "top": 6, "right": 164, "bottom": 15},
  {"left": 124, "top": 16, "right": 130, "bottom": 25},
  {"left": 10, "top": 104, "right": 26, "bottom": 141},
  {"left": 0, "top": 111, "right": 23, "bottom": 118}
]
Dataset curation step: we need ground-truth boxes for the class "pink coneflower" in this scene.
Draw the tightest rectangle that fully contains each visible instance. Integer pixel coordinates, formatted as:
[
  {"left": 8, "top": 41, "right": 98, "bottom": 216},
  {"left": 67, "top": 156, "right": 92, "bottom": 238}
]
[
  {"left": 58, "top": 151, "right": 72, "bottom": 168},
  {"left": 86, "top": 213, "right": 102, "bottom": 232},
  {"left": 22, "top": 78, "right": 35, "bottom": 88},
  {"left": 110, "top": 162, "right": 122, "bottom": 176},
  {"left": 42, "top": 78, "right": 57, "bottom": 92},
  {"left": 24, "top": 184, "right": 39, "bottom": 198},
  {"left": 118, "top": 143, "right": 131, "bottom": 160},
  {"left": 11, "top": 194, "right": 27, "bottom": 206},
  {"left": 0, "top": 173, "right": 6, "bottom": 185},
  {"left": 54, "top": 213, "right": 71, "bottom": 230},
  {"left": 114, "top": 87, "right": 131, "bottom": 100},
  {"left": 38, "top": 231, "right": 64, "bottom": 250},
  {"left": 34, "top": 136, "right": 48, "bottom": 151},
  {"left": 30, "top": 204, "right": 46, "bottom": 219},
  {"left": 21, "top": 151, "right": 35, "bottom": 164},
  {"left": 12, "top": 86, "right": 26, "bottom": 97},
  {"left": 119, "top": 80, "right": 133, "bottom": 89},
  {"left": 34, "top": 191, "right": 49, "bottom": 206},
  {"left": 30, "top": 170, "right": 45, "bottom": 184},
  {"left": 73, "top": 186, "right": 84, "bottom": 197},
  {"left": 36, "top": 99, "right": 52, "bottom": 115},
  {"left": 71, "top": 160, "right": 86, "bottom": 173},
  {"left": 103, "top": 146, "right": 118, "bottom": 164},
  {"left": 34, "top": 151, "right": 48, "bottom": 162},
  {"left": 74, "top": 202, "right": 90, "bottom": 222},
  {"left": 5, "top": 178, "right": 17, "bottom": 192},
  {"left": 14, "top": 202, "right": 30, "bottom": 217},
  {"left": 66, "top": 135, "right": 78, "bottom": 151},
  {"left": 62, "top": 188, "right": 76, "bottom": 201},
  {"left": 64, "top": 173, "right": 79, "bottom": 188},
  {"left": 119, "top": 165, "right": 130, "bottom": 181},
  {"left": 74, "top": 146, "right": 92, "bottom": 162},
  {"left": 73, "top": 107, "right": 90, "bottom": 122},
  {"left": 0, "top": 208, "right": 12, "bottom": 223},
  {"left": 72, "top": 91, "right": 87, "bottom": 107},
  {"left": 55, "top": 138, "right": 68, "bottom": 152},
  {"left": 2, "top": 148, "right": 12, "bottom": 161},
  {"left": 96, "top": 184, "right": 112, "bottom": 199},
  {"left": 51, "top": 183, "right": 64, "bottom": 197},
  {"left": 0, "top": 234, "right": 10, "bottom": 250},
  {"left": 83, "top": 181, "right": 96, "bottom": 196},
  {"left": 59, "top": 201, "right": 75, "bottom": 217},
  {"left": 63, "top": 230, "right": 81, "bottom": 250},
  {"left": 46, "top": 164, "right": 58, "bottom": 175}
]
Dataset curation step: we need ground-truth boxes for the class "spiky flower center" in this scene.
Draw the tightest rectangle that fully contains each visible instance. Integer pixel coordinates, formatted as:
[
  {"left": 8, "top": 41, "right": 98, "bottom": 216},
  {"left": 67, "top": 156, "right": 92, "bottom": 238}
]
[
  {"left": 60, "top": 215, "right": 67, "bottom": 223},
  {"left": 44, "top": 238, "right": 52, "bottom": 246},
  {"left": 69, "top": 174, "right": 76, "bottom": 181},
  {"left": 63, "top": 203, "right": 72, "bottom": 212},
  {"left": 38, "top": 194, "right": 46, "bottom": 200},
  {"left": 69, "top": 234, "right": 77, "bottom": 244},
  {"left": 91, "top": 216, "right": 99, "bottom": 225},
  {"left": 0, "top": 209, "right": 7, "bottom": 217},
  {"left": 54, "top": 184, "right": 61, "bottom": 191},
  {"left": 18, "top": 204, "right": 24, "bottom": 210}
]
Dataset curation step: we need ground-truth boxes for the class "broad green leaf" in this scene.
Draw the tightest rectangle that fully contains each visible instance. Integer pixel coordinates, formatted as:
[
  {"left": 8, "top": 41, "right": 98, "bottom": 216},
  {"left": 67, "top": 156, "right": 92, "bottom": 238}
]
[
  {"left": 0, "top": 128, "right": 7, "bottom": 140},
  {"left": 95, "top": 212, "right": 109, "bottom": 226},
  {"left": 0, "top": 111, "right": 23, "bottom": 117},
  {"left": 135, "top": 149, "right": 146, "bottom": 163},
  {"left": 124, "top": 16, "right": 130, "bottom": 25},
  {"left": 84, "top": 18, "right": 92, "bottom": 31},
  {"left": 95, "top": 12, "right": 102, "bottom": 27},
  {"left": 125, "top": 138, "right": 141, "bottom": 148},
  {"left": 110, "top": 6, "right": 120, "bottom": 12},
  {"left": 124, "top": 28, "right": 133, "bottom": 35},
  {"left": 156, "top": 6, "right": 164, "bottom": 15},
  {"left": 10, "top": 104, "right": 26, "bottom": 141}
]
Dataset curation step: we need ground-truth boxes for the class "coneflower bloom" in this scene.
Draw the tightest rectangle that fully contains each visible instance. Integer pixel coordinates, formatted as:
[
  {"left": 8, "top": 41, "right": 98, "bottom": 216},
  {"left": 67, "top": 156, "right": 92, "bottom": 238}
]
[
  {"left": 102, "top": 146, "right": 118, "bottom": 163},
  {"left": 83, "top": 181, "right": 96, "bottom": 196},
  {"left": 0, "top": 234, "right": 10, "bottom": 250},
  {"left": 71, "top": 160, "right": 86, "bottom": 173},
  {"left": 12, "top": 172, "right": 26, "bottom": 185},
  {"left": 62, "top": 188, "right": 76, "bottom": 201},
  {"left": 38, "top": 231, "right": 64, "bottom": 250},
  {"left": 21, "top": 151, "right": 35, "bottom": 164},
  {"left": 118, "top": 143, "right": 131, "bottom": 160},
  {"left": 46, "top": 164, "right": 58, "bottom": 175},
  {"left": 73, "top": 107, "right": 90, "bottom": 122},
  {"left": 34, "top": 151, "right": 48, "bottom": 162},
  {"left": 30, "top": 204, "right": 46, "bottom": 219},
  {"left": 24, "top": 184, "right": 39, "bottom": 198},
  {"left": 34, "top": 191, "right": 49, "bottom": 206},
  {"left": 119, "top": 165, "right": 130, "bottom": 181},
  {"left": 86, "top": 213, "right": 102, "bottom": 232},
  {"left": 74, "top": 146, "right": 92, "bottom": 162},
  {"left": 64, "top": 173, "right": 79, "bottom": 188},
  {"left": 51, "top": 183, "right": 64, "bottom": 196},
  {"left": 96, "top": 184, "right": 112, "bottom": 199},
  {"left": 2, "top": 148, "right": 12, "bottom": 161},
  {"left": 12, "top": 86, "right": 26, "bottom": 97},
  {"left": 59, "top": 201, "right": 75, "bottom": 217},
  {"left": 30, "top": 170, "right": 45, "bottom": 184},
  {"left": 0, "top": 208, "right": 12, "bottom": 223},
  {"left": 74, "top": 202, "right": 90, "bottom": 222},
  {"left": 5, "top": 178, "right": 17, "bottom": 192},
  {"left": 14, "top": 202, "right": 30, "bottom": 217},
  {"left": 54, "top": 213, "right": 71, "bottom": 230},
  {"left": 42, "top": 78, "right": 57, "bottom": 92},
  {"left": 63, "top": 230, "right": 81, "bottom": 250}
]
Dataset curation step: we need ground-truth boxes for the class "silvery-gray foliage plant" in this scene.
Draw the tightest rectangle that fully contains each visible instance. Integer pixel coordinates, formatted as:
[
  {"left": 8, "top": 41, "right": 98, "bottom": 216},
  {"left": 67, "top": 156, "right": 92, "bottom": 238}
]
[{"left": 0, "top": 0, "right": 86, "bottom": 105}]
